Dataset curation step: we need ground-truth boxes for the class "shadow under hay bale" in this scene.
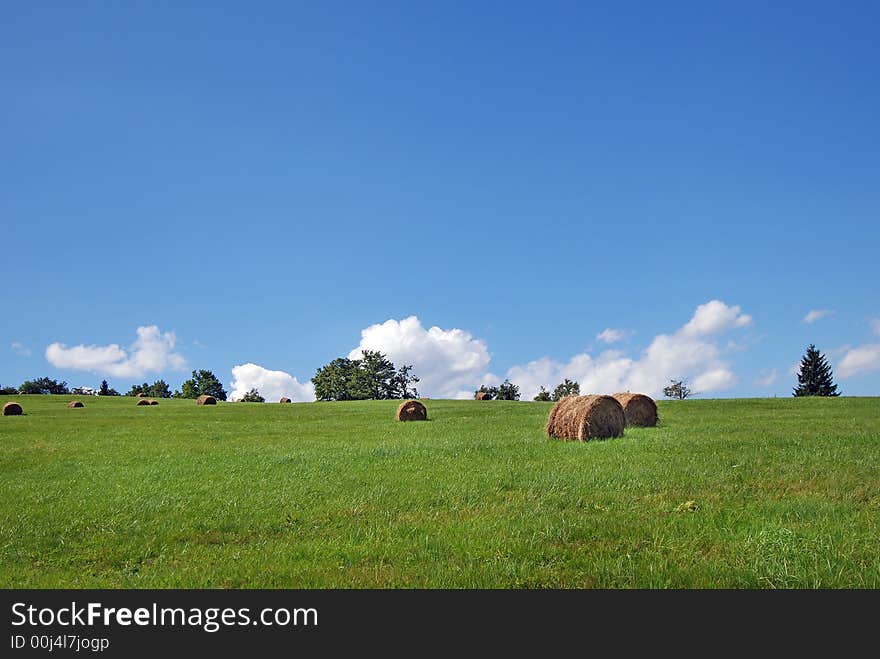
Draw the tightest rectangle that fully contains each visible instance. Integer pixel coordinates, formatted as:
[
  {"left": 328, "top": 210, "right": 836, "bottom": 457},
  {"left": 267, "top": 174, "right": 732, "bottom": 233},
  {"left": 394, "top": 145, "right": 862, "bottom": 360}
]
[
  {"left": 67, "top": 401, "right": 84, "bottom": 408},
  {"left": 136, "top": 399, "right": 151, "bottom": 406},
  {"left": 279, "top": 397, "right": 292, "bottom": 403},
  {"left": 196, "top": 395, "right": 217, "bottom": 406},
  {"left": 3, "top": 402, "right": 23, "bottom": 416},
  {"left": 475, "top": 391, "right": 491, "bottom": 400},
  {"left": 396, "top": 400, "right": 427, "bottom": 421},
  {"left": 612, "top": 393, "right": 658, "bottom": 427},
  {"left": 546, "top": 395, "right": 625, "bottom": 441}
]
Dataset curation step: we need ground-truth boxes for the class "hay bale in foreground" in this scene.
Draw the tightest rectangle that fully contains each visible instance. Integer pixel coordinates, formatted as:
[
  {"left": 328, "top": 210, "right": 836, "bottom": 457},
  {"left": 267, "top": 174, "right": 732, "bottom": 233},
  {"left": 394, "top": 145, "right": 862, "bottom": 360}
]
[
  {"left": 612, "top": 393, "right": 658, "bottom": 427},
  {"left": 396, "top": 400, "right": 427, "bottom": 421},
  {"left": 546, "top": 395, "right": 625, "bottom": 441},
  {"left": 3, "top": 402, "right": 23, "bottom": 416},
  {"left": 148, "top": 400, "right": 159, "bottom": 406},
  {"left": 545, "top": 395, "right": 582, "bottom": 437},
  {"left": 279, "top": 397, "right": 292, "bottom": 403},
  {"left": 196, "top": 395, "right": 217, "bottom": 406},
  {"left": 67, "top": 401, "right": 84, "bottom": 408},
  {"left": 475, "top": 391, "right": 491, "bottom": 400},
  {"left": 136, "top": 399, "right": 151, "bottom": 406}
]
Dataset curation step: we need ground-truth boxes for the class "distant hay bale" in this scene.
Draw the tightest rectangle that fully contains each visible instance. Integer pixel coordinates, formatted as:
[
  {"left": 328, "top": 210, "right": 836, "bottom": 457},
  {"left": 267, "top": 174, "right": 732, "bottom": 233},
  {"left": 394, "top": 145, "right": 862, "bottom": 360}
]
[
  {"left": 67, "top": 401, "right": 84, "bottom": 409},
  {"left": 612, "top": 393, "right": 658, "bottom": 427},
  {"left": 149, "top": 400, "right": 159, "bottom": 406},
  {"left": 136, "top": 392, "right": 148, "bottom": 397},
  {"left": 396, "top": 400, "right": 427, "bottom": 421},
  {"left": 546, "top": 395, "right": 625, "bottom": 441},
  {"left": 475, "top": 391, "right": 491, "bottom": 400},
  {"left": 196, "top": 395, "right": 217, "bottom": 406},
  {"left": 136, "top": 399, "right": 151, "bottom": 406},
  {"left": 2, "top": 402, "right": 23, "bottom": 416},
  {"left": 279, "top": 397, "right": 292, "bottom": 403}
]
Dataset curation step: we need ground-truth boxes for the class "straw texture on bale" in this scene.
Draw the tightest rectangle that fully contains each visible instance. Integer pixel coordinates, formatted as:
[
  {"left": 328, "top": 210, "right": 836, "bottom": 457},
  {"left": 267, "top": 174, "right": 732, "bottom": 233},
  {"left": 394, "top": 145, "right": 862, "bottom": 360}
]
[
  {"left": 149, "top": 400, "right": 159, "bottom": 406},
  {"left": 279, "top": 397, "right": 292, "bottom": 403},
  {"left": 475, "top": 391, "right": 491, "bottom": 400},
  {"left": 196, "top": 395, "right": 217, "bottom": 406},
  {"left": 136, "top": 392, "right": 148, "bottom": 397},
  {"left": 136, "top": 399, "right": 151, "bottom": 406},
  {"left": 67, "top": 401, "right": 84, "bottom": 408},
  {"left": 3, "top": 402, "right": 23, "bottom": 416},
  {"left": 612, "top": 393, "right": 658, "bottom": 427},
  {"left": 546, "top": 395, "right": 625, "bottom": 440},
  {"left": 396, "top": 400, "right": 427, "bottom": 421}
]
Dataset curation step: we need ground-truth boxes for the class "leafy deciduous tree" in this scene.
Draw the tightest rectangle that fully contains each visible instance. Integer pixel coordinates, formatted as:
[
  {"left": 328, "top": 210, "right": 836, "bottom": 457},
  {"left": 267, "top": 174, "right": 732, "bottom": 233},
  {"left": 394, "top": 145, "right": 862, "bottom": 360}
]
[
  {"left": 19, "top": 377, "right": 69, "bottom": 395},
  {"left": 240, "top": 388, "right": 265, "bottom": 402},
  {"left": 495, "top": 379, "right": 520, "bottom": 401},
  {"left": 533, "top": 386, "right": 552, "bottom": 402},
  {"left": 177, "top": 370, "right": 227, "bottom": 401},
  {"left": 551, "top": 379, "right": 580, "bottom": 401}
]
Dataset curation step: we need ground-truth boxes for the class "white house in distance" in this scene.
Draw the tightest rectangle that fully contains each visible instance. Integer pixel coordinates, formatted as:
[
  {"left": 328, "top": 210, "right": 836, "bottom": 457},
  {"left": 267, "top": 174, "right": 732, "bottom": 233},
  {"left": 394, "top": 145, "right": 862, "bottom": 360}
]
[{"left": 71, "top": 386, "right": 99, "bottom": 396}]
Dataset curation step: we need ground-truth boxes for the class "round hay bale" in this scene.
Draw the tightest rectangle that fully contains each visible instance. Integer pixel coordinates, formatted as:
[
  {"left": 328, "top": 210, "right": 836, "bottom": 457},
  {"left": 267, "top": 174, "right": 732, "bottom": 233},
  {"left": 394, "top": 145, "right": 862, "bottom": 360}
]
[
  {"left": 148, "top": 400, "right": 159, "bottom": 406},
  {"left": 3, "top": 402, "right": 23, "bottom": 416},
  {"left": 612, "top": 393, "right": 658, "bottom": 427},
  {"left": 279, "top": 397, "right": 292, "bottom": 403},
  {"left": 475, "top": 391, "right": 491, "bottom": 400},
  {"left": 136, "top": 399, "right": 151, "bottom": 406},
  {"left": 67, "top": 400, "right": 84, "bottom": 408},
  {"left": 545, "top": 395, "right": 582, "bottom": 438},
  {"left": 196, "top": 395, "right": 217, "bottom": 406},
  {"left": 396, "top": 400, "right": 427, "bottom": 421},
  {"left": 546, "top": 395, "right": 625, "bottom": 441},
  {"left": 136, "top": 392, "right": 149, "bottom": 397}
]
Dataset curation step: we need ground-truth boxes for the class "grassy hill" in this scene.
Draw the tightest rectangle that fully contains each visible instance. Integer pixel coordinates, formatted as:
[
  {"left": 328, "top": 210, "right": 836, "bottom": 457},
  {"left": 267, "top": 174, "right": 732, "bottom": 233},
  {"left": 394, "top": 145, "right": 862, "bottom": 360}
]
[{"left": 1, "top": 394, "right": 878, "bottom": 588}]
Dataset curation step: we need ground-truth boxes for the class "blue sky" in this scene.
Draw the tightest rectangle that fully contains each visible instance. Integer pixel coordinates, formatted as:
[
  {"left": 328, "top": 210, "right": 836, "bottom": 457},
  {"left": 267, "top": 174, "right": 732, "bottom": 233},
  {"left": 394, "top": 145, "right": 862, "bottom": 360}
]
[{"left": 2, "top": 1, "right": 878, "bottom": 400}]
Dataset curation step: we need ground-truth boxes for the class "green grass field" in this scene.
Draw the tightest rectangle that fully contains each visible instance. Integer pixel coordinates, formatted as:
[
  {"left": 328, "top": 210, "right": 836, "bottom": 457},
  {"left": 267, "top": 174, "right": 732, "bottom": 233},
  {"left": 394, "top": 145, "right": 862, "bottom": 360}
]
[{"left": 1, "top": 394, "right": 878, "bottom": 588}]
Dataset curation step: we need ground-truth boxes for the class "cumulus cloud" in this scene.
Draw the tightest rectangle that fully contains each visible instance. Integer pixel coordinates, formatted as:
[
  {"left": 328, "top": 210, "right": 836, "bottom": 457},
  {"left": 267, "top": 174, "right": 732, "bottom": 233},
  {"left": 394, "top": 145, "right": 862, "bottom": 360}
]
[
  {"left": 506, "top": 300, "right": 750, "bottom": 400},
  {"left": 680, "top": 300, "right": 752, "bottom": 337},
  {"left": 803, "top": 309, "right": 833, "bottom": 324},
  {"left": 836, "top": 344, "right": 880, "bottom": 378},
  {"left": 45, "top": 326, "right": 186, "bottom": 378},
  {"left": 596, "top": 328, "right": 630, "bottom": 344},
  {"left": 348, "top": 316, "right": 491, "bottom": 399},
  {"left": 229, "top": 363, "right": 315, "bottom": 402},
  {"left": 11, "top": 341, "right": 30, "bottom": 357},
  {"left": 754, "top": 369, "right": 779, "bottom": 388}
]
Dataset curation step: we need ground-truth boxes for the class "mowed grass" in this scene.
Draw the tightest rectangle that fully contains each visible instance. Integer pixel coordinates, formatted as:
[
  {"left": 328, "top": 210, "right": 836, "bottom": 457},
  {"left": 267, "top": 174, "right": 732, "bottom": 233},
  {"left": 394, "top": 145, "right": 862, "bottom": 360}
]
[{"left": 1, "top": 395, "right": 878, "bottom": 588}]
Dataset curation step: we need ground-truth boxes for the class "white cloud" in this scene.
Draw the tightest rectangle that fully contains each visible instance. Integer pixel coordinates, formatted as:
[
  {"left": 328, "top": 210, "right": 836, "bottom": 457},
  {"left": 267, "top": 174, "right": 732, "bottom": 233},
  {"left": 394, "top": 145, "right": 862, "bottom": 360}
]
[
  {"left": 836, "top": 344, "right": 880, "bottom": 378},
  {"left": 803, "top": 309, "right": 833, "bottom": 324},
  {"left": 754, "top": 369, "right": 779, "bottom": 388},
  {"left": 692, "top": 368, "right": 736, "bottom": 392},
  {"left": 229, "top": 363, "right": 315, "bottom": 402},
  {"left": 506, "top": 300, "right": 750, "bottom": 400},
  {"left": 680, "top": 300, "right": 752, "bottom": 337},
  {"left": 596, "top": 328, "right": 630, "bottom": 344},
  {"left": 348, "top": 316, "right": 491, "bottom": 399},
  {"left": 11, "top": 341, "right": 31, "bottom": 357},
  {"left": 45, "top": 326, "right": 186, "bottom": 378}
]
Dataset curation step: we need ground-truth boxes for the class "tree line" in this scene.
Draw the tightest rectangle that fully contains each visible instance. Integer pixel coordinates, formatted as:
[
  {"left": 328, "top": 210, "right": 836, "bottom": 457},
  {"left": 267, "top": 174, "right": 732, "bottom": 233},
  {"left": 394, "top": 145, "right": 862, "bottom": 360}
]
[
  {"left": 0, "top": 343, "right": 841, "bottom": 401},
  {"left": 0, "top": 370, "right": 228, "bottom": 400}
]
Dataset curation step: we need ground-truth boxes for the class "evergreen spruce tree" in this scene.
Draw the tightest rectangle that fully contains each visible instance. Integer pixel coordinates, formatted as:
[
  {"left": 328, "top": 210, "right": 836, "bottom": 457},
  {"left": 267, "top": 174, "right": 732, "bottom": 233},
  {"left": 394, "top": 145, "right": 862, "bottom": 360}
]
[{"left": 793, "top": 344, "right": 840, "bottom": 397}]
